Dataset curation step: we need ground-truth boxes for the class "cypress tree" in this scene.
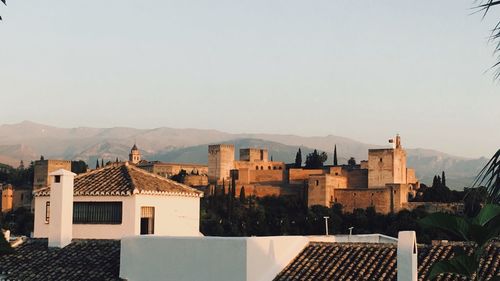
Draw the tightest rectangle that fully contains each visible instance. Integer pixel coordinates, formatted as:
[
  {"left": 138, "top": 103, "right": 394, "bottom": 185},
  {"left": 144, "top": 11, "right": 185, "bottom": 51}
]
[
  {"left": 239, "top": 186, "right": 246, "bottom": 203},
  {"left": 116, "top": 157, "right": 119, "bottom": 163},
  {"left": 432, "top": 175, "right": 438, "bottom": 188},
  {"left": 96, "top": 159, "right": 100, "bottom": 169},
  {"left": 333, "top": 145, "right": 338, "bottom": 166},
  {"left": 295, "top": 148, "right": 302, "bottom": 168},
  {"left": 101, "top": 159, "right": 104, "bottom": 168},
  {"left": 442, "top": 171, "right": 446, "bottom": 187}
]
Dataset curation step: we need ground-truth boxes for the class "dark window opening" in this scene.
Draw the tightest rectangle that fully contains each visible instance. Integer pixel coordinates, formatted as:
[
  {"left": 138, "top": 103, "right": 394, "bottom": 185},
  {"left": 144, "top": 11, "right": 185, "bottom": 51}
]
[
  {"left": 140, "top": 206, "right": 155, "bottom": 235},
  {"left": 73, "top": 202, "right": 122, "bottom": 224},
  {"left": 54, "top": 175, "right": 61, "bottom": 183}
]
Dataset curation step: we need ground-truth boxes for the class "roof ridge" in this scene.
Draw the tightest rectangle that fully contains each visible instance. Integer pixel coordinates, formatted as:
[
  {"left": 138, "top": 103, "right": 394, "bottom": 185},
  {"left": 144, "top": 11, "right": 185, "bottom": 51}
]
[
  {"left": 75, "top": 163, "right": 118, "bottom": 179},
  {"left": 127, "top": 164, "right": 203, "bottom": 195},
  {"left": 124, "top": 164, "right": 139, "bottom": 193}
]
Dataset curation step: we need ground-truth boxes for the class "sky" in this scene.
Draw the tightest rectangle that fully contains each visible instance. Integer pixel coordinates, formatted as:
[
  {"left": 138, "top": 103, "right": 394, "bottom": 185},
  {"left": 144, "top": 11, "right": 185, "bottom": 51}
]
[{"left": 0, "top": 0, "right": 499, "bottom": 158}]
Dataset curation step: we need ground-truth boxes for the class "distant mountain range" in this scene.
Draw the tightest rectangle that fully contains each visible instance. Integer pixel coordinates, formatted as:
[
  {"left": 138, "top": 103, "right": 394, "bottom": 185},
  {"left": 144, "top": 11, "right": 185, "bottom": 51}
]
[{"left": 0, "top": 121, "right": 489, "bottom": 189}]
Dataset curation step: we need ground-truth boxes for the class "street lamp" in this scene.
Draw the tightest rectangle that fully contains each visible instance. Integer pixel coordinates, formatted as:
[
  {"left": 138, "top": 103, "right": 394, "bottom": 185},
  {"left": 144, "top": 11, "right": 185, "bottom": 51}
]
[
  {"left": 323, "top": 216, "right": 330, "bottom": 236},
  {"left": 348, "top": 227, "right": 354, "bottom": 242}
]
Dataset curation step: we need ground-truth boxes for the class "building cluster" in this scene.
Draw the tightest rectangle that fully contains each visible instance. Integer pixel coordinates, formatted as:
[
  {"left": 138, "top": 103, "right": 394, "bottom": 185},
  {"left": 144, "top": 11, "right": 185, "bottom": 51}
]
[{"left": 207, "top": 135, "right": 420, "bottom": 214}]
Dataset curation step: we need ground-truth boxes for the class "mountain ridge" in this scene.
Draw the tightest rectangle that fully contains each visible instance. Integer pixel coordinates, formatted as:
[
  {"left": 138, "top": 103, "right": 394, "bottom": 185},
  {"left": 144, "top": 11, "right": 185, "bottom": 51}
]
[{"left": 0, "top": 121, "right": 488, "bottom": 189}]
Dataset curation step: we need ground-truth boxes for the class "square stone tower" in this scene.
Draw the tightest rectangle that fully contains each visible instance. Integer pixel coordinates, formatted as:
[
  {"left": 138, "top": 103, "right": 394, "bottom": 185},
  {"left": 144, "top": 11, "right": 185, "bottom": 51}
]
[
  {"left": 367, "top": 135, "right": 407, "bottom": 188},
  {"left": 208, "top": 144, "right": 235, "bottom": 184},
  {"left": 33, "top": 159, "right": 72, "bottom": 189},
  {"left": 239, "top": 148, "right": 268, "bottom": 162}
]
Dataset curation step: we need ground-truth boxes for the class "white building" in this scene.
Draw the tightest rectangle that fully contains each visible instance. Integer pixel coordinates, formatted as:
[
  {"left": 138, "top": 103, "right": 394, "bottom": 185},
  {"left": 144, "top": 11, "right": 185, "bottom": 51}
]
[{"left": 33, "top": 162, "right": 203, "bottom": 240}]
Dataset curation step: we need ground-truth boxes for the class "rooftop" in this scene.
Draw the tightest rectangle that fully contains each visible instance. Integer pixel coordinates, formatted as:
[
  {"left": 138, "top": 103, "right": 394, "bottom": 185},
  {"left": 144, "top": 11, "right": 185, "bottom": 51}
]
[
  {"left": 274, "top": 242, "right": 500, "bottom": 281},
  {"left": 0, "top": 239, "right": 120, "bottom": 281},
  {"left": 34, "top": 163, "right": 203, "bottom": 197}
]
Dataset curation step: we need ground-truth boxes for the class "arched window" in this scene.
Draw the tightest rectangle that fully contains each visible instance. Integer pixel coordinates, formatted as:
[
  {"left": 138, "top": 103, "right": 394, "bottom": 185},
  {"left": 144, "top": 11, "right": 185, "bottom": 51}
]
[
  {"left": 268, "top": 166, "right": 271, "bottom": 170},
  {"left": 315, "top": 180, "right": 319, "bottom": 186},
  {"left": 256, "top": 166, "right": 259, "bottom": 170}
]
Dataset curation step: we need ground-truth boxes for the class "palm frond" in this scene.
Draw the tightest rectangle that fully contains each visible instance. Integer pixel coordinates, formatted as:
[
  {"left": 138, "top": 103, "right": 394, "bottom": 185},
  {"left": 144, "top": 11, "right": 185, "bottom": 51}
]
[
  {"left": 472, "top": 149, "right": 500, "bottom": 204},
  {"left": 475, "top": 1, "right": 500, "bottom": 79}
]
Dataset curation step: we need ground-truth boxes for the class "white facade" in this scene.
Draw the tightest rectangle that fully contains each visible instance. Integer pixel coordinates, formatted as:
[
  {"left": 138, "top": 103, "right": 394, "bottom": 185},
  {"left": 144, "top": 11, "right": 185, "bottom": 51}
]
[
  {"left": 120, "top": 236, "right": 309, "bottom": 281},
  {"left": 33, "top": 194, "right": 201, "bottom": 240}
]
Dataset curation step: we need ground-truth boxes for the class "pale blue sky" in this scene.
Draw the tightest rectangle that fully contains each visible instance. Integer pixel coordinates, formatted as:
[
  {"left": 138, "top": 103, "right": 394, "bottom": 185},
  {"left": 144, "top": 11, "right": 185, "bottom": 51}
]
[{"left": 0, "top": 0, "right": 499, "bottom": 158}]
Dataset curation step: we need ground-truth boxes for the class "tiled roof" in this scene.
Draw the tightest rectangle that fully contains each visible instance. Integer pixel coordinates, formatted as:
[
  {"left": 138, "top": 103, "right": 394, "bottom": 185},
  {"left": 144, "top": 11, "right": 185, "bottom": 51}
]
[
  {"left": 34, "top": 163, "right": 203, "bottom": 197},
  {"left": 274, "top": 242, "right": 500, "bottom": 281},
  {"left": 0, "top": 239, "right": 120, "bottom": 281}
]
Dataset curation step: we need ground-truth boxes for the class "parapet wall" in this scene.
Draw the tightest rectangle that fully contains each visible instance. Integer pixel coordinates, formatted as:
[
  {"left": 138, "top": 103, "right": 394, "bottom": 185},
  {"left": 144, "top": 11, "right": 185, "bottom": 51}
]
[{"left": 120, "top": 236, "right": 309, "bottom": 281}]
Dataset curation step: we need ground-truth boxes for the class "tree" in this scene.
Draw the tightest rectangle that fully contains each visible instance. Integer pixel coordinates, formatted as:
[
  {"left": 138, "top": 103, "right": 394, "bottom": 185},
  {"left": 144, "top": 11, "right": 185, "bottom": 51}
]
[
  {"left": 239, "top": 186, "right": 246, "bottom": 203},
  {"left": 305, "top": 149, "right": 328, "bottom": 169},
  {"left": 71, "top": 160, "right": 88, "bottom": 174},
  {"left": 419, "top": 204, "right": 500, "bottom": 280},
  {"left": 101, "top": 159, "right": 104, "bottom": 168},
  {"left": 442, "top": 171, "right": 446, "bottom": 187},
  {"left": 333, "top": 145, "right": 338, "bottom": 166},
  {"left": 95, "top": 159, "right": 100, "bottom": 169},
  {"left": 294, "top": 148, "right": 302, "bottom": 168},
  {"left": 347, "top": 157, "right": 356, "bottom": 166}
]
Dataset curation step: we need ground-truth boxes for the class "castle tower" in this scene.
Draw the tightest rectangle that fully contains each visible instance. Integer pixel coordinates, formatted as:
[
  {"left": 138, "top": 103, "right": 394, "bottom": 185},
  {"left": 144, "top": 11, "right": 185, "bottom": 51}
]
[
  {"left": 129, "top": 143, "right": 142, "bottom": 164},
  {"left": 33, "top": 159, "right": 72, "bottom": 189},
  {"left": 367, "top": 135, "right": 407, "bottom": 188},
  {"left": 208, "top": 144, "right": 235, "bottom": 184}
]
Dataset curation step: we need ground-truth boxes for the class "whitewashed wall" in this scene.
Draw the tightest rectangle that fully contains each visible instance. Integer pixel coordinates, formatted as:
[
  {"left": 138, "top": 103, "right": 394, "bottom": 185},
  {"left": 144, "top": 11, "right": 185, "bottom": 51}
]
[
  {"left": 134, "top": 195, "right": 201, "bottom": 236},
  {"left": 120, "top": 236, "right": 309, "bottom": 281},
  {"left": 33, "top": 194, "right": 201, "bottom": 239}
]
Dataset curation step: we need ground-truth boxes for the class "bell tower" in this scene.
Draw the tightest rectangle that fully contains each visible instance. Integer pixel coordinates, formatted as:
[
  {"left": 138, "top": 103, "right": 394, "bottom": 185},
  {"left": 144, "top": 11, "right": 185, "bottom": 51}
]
[{"left": 129, "top": 143, "right": 142, "bottom": 164}]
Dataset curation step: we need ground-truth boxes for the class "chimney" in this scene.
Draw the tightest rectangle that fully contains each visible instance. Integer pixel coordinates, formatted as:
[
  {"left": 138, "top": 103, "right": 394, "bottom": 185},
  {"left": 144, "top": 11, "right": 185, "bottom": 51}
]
[
  {"left": 48, "top": 169, "right": 76, "bottom": 248},
  {"left": 397, "top": 231, "right": 418, "bottom": 281}
]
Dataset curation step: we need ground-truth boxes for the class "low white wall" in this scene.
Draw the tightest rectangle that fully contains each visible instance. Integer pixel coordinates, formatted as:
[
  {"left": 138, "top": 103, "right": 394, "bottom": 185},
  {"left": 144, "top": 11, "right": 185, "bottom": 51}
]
[
  {"left": 307, "top": 234, "right": 397, "bottom": 244},
  {"left": 120, "top": 236, "right": 309, "bottom": 281}
]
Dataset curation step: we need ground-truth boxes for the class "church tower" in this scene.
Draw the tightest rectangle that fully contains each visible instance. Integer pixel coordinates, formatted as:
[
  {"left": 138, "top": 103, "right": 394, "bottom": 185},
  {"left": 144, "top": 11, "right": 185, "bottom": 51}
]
[{"left": 129, "top": 143, "right": 142, "bottom": 164}]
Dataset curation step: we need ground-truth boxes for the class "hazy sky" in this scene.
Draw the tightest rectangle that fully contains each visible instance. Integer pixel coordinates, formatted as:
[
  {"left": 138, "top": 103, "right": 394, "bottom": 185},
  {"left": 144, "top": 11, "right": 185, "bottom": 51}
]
[{"left": 1, "top": 1, "right": 499, "bottom": 158}]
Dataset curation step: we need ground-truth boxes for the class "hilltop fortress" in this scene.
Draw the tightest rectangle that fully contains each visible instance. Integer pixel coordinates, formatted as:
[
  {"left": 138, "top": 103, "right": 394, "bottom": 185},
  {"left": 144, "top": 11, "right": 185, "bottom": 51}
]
[{"left": 207, "top": 135, "right": 419, "bottom": 214}]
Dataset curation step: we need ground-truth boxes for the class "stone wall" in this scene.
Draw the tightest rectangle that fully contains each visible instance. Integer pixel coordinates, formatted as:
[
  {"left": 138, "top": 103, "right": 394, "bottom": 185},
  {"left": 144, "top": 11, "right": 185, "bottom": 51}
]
[
  {"left": 184, "top": 175, "right": 209, "bottom": 187},
  {"left": 307, "top": 175, "right": 348, "bottom": 207},
  {"left": 333, "top": 188, "right": 393, "bottom": 214},
  {"left": 138, "top": 162, "right": 208, "bottom": 178},
  {"left": 289, "top": 168, "right": 324, "bottom": 184},
  {"left": 33, "top": 160, "right": 72, "bottom": 189}
]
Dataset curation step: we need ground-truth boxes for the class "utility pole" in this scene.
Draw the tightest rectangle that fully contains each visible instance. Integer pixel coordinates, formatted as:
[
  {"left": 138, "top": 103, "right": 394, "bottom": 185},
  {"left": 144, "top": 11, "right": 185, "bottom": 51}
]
[{"left": 323, "top": 216, "right": 330, "bottom": 236}]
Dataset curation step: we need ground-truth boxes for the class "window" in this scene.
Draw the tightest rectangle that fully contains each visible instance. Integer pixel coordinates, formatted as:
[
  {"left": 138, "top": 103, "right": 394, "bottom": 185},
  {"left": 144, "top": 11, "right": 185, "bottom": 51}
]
[
  {"left": 54, "top": 175, "right": 61, "bottom": 183},
  {"left": 315, "top": 180, "right": 319, "bottom": 186},
  {"left": 140, "top": 207, "right": 155, "bottom": 235},
  {"left": 268, "top": 166, "right": 271, "bottom": 170},
  {"left": 73, "top": 202, "right": 122, "bottom": 224},
  {"left": 45, "top": 201, "right": 50, "bottom": 223}
]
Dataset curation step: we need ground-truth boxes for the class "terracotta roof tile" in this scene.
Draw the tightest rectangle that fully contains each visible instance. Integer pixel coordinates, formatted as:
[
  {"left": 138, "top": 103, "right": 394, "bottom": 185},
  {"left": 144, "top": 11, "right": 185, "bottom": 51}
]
[
  {"left": 274, "top": 242, "right": 500, "bottom": 281},
  {"left": 34, "top": 163, "right": 203, "bottom": 197},
  {"left": 0, "top": 239, "right": 120, "bottom": 281}
]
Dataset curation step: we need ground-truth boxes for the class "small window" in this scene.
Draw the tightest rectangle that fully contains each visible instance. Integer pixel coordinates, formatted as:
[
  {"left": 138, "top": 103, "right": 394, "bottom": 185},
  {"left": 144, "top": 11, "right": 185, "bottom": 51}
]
[
  {"left": 141, "top": 207, "right": 155, "bottom": 235},
  {"left": 54, "top": 175, "right": 61, "bottom": 183},
  {"left": 379, "top": 158, "right": 383, "bottom": 162},
  {"left": 268, "top": 166, "right": 271, "bottom": 170},
  {"left": 256, "top": 166, "right": 259, "bottom": 170},
  {"left": 260, "top": 166, "right": 263, "bottom": 170},
  {"left": 278, "top": 167, "right": 282, "bottom": 170},
  {"left": 315, "top": 180, "right": 319, "bottom": 186},
  {"left": 45, "top": 201, "right": 50, "bottom": 223}
]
